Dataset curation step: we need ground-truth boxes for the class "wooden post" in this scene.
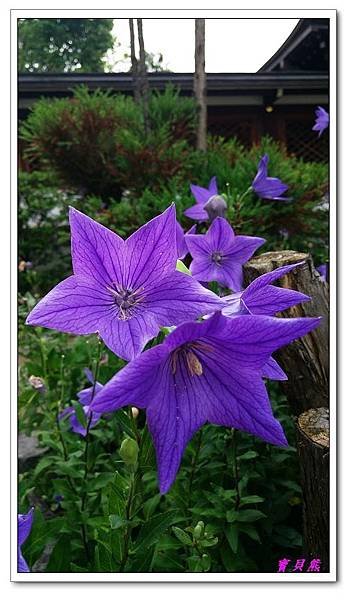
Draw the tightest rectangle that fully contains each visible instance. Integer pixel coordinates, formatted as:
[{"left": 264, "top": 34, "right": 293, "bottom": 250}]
[
  {"left": 243, "top": 250, "right": 329, "bottom": 416},
  {"left": 296, "top": 408, "right": 330, "bottom": 572},
  {"left": 128, "top": 19, "right": 141, "bottom": 104},
  {"left": 137, "top": 18, "right": 150, "bottom": 135},
  {"left": 194, "top": 19, "right": 207, "bottom": 151}
]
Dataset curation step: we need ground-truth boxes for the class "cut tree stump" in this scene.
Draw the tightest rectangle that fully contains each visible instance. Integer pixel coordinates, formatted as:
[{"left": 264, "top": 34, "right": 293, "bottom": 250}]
[
  {"left": 296, "top": 408, "right": 330, "bottom": 572},
  {"left": 243, "top": 250, "right": 329, "bottom": 416}
]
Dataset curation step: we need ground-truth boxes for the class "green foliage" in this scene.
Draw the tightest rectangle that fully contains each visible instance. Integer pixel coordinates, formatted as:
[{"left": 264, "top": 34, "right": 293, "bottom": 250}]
[
  {"left": 18, "top": 18, "right": 114, "bottom": 73},
  {"left": 20, "top": 86, "right": 197, "bottom": 199}
]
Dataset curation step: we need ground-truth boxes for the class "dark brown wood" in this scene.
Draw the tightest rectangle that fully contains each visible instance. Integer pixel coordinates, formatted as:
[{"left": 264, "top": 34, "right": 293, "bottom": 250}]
[
  {"left": 137, "top": 18, "right": 150, "bottom": 135},
  {"left": 296, "top": 408, "right": 329, "bottom": 572},
  {"left": 194, "top": 19, "right": 207, "bottom": 151},
  {"left": 244, "top": 250, "right": 329, "bottom": 416},
  {"left": 128, "top": 19, "right": 140, "bottom": 104}
]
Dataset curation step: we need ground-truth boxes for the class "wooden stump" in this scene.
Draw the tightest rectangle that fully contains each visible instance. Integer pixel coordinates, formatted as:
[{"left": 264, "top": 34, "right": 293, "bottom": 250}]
[
  {"left": 296, "top": 408, "right": 330, "bottom": 572},
  {"left": 243, "top": 250, "right": 329, "bottom": 416}
]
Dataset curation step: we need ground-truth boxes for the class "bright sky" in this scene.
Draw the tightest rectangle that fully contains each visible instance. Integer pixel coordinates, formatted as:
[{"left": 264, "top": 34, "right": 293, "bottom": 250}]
[{"left": 105, "top": 18, "right": 300, "bottom": 73}]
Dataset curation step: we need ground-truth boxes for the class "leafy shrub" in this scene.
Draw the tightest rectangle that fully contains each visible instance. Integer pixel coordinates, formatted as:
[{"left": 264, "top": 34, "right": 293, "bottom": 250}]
[{"left": 20, "top": 85, "right": 197, "bottom": 199}]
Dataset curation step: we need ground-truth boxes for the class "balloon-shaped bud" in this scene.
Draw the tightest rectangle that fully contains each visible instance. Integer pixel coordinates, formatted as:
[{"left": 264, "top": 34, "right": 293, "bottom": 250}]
[
  {"left": 203, "top": 194, "right": 227, "bottom": 221},
  {"left": 119, "top": 437, "right": 139, "bottom": 466}
]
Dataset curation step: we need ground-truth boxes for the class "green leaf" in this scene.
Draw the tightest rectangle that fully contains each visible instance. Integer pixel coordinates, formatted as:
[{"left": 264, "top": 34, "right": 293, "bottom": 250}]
[
  {"left": 238, "top": 524, "right": 261, "bottom": 543},
  {"left": 172, "top": 526, "right": 193, "bottom": 546},
  {"left": 87, "top": 472, "right": 114, "bottom": 492},
  {"left": 238, "top": 450, "right": 258, "bottom": 461},
  {"left": 236, "top": 510, "right": 266, "bottom": 523},
  {"left": 225, "top": 524, "right": 239, "bottom": 553},
  {"left": 176, "top": 259, "right": 191, "bottom": 275},
  {"left": 109, "top": 515, "right": 129, "bottom": 530},
  {"left": 72, "top": 400, "right": 87, "bottom": 428},
  {"left": 239, "top": 495, "right": 264, "bottom": 507},
  {"left": 134, "top": 510, "right": 181, "bottom": 553},
  {"left": 46, "top": 535, "right": 71, "bottom": 572},
  {"left": 94, "top": 543, "right": 113, "bottom": 573}
]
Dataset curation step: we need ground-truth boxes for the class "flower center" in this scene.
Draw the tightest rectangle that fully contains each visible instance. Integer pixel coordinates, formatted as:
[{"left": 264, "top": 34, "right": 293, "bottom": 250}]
[
  {"left": 170, "top": 342, "right": 211, "bottom": 377},
  {"left": 211, "top": 251, "right": 224, "bottom": 266},
  {"left": 107, "top": 284, "right": 144, "bottom": 320}
]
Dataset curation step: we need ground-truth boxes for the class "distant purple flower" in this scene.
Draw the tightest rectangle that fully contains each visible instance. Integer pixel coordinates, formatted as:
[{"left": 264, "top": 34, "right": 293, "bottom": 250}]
[
  {"left": 184, "top": 176, "right": 218, "bottom": 222},
  {"left": 176, "top": 222, "right": 197, "bottom": 260},
  {"left": 26, "top": 205, "right": 224, "bottom": 361},
  {"left": 252, "top": 155, "right": 290, "bottom": 201},
  {"left": 312, "top": 106, "right": 329, "bottom": 137},
  {"left": 91, "top": 312, "right": 320, "bottom": 493},
  {"left": 317, "top": 264, "right": 328, "bottom": 282},
  {"left": 59, "top": 368, "right": 103, "bottom": 436},
  {"left": 186, "top": 217, "right": 265, "bottom": 291},
  {"left": 18, "top": 508, "right": 34, "bottom": 572},
  {"left": 222, "top": 262, "right": 310, "bottom": 380}
]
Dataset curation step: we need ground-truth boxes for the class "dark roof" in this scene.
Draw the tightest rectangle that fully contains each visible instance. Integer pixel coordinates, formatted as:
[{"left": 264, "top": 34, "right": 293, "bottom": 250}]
[
  {"left": 258, "top": 18, "right": 329, "bottom": 72},
  {"left": 18, "top": 71, "right": 328, "bottom": 97}
]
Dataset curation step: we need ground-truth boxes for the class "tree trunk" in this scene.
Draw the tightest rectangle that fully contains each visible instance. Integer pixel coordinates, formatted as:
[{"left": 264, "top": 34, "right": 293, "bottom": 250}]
[
  {"left": 194, "top": 19, "right": 207, "bottom": 151},
  {"left": 243, "top": 250, "right": 329, "bottom": 416},
  {"left": 137, "top": 18, "right": 150, "bottom": 135},
  {"left": 128, "top": 19, "right": 140, "bottom": 104},
  {"left": 296, "top": 407, "right": 330, "bottom": 572}
]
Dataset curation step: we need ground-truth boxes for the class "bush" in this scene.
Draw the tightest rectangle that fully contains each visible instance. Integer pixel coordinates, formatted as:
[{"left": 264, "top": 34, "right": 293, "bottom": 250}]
[{"left": 20, "top": 85, "right": 197, "bottom": 199}]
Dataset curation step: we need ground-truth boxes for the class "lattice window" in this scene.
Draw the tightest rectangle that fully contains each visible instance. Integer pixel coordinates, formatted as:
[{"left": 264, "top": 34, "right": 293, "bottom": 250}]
[
  {"left": 208, "top": 118, "right": 254, "bottom": 148},
  {"left": 284, "top": 119, "right": 329, "bottom": 163}
]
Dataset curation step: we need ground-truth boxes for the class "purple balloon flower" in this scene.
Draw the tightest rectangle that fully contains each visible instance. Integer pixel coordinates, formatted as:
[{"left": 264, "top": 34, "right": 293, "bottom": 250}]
[
  {"left": 18, "top": 508, "right": 34, "bottom": 572},
  {"left": 26, "top": 205, "right": 224, "bottom": 361},
  {"left": 185, "top": 217, "right": 265, "bottom": 291},
  {"left": 222, "top": 262, "right": 311, "bottom": 380},
  {"left": 59, "top": 368, "right": 103, "bottom": 436},
  {"left": 184, "top": 176, "right": 218, "bottom": 222},
  {"left": 91, "top": 312, "right": 320, "bottom": 493},
  {"left": 176, "top": 222, "right": 197, "bottom": 260},
  {"left": 312, "top": 106, "right": 329, "bottom": 137},
  {"left": 252, "top": 155, "right": 290, "bottom": 201},
  {"left": 317, "top": 264, "right": 328, "bottom": 282}
]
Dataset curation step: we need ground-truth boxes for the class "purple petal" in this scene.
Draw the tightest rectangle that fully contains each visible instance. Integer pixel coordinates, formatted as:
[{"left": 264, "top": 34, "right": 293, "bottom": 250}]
[
  {"left": 69, "top": 207, "right": 125, "bottom": 288},
  {"left": 145, "top": 270, "right": 226, "bottom": 323},
  {"left": 18, "top": 509, "right": 34, "bottom": 547},
  {"left": 69, "top": 406, "right": 101, "bottom": 436},
  {"left": 244, "top": 285, "right": 310, "bottom": 316},
  {"left": 90, "top": 344, "right": 168, "bottom": 415},
  {"left": 208, "top": 176, "right": 218, "bottom": 195},
  {"left": 254, "top": 177, "right": 289, "bottom": 200},
  {"left": 18, "top": 550, "right": 30, "bottom": 573},
  {"left": 146, "top": 356, "right": 207, "bottom": 494},
  {"left": 98, "top": 311, "right": 163, "bottom": 362},
  {"left": 125, "top": 205, "right": 177, "bottom": 290},
  {"left": 77, "top": 382, "right": 104, "bottom": 406},
  {"left": 262, "top": 357, "right": 288, "bottom": 381},
  {"left": 26, "top": 275, "right": 113, "bottom": 335},
  {"left": 184, "top": 203, "right": 209, "bottom": 222},
  {"left": 244, "top": 263, "right": 304, "bottom": 296},
  {"left": 190, "top": 183, "right": 214, "bottom": 205},
  {"left": 252, "top": 154, "right": 269, "bottom": 188},
  {"left": 226, "top": 235, "right": 265, "bottom": 264},
  {"left": 176, "top": 221, "right": 187, "bottom": 260}
]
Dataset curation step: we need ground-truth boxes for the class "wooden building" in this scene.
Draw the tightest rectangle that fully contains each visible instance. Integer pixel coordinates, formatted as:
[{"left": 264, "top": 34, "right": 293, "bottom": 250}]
[{"left": 18, "top": 18, "right": 329, "bottom": 162}]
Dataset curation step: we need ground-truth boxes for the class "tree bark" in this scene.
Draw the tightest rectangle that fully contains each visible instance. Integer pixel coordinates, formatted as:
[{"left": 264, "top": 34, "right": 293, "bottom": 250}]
[
  {"left": 128, "top": 19, "right": 140, "bottom": 104},
  {"left": 243, "top": 250, "right": 329, "bottom": 416},
  {"left": 137, "top": 18, "right": 150, "bottom": 135},
  {"left": 194, "top": 19, "right": 207, "bottom": 151},
  {"left": 296, "top": 407, "right": 330, "bottom": 572}
]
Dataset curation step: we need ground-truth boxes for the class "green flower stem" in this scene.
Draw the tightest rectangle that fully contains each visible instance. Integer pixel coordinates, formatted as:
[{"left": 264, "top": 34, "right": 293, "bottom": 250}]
[
  {"left": 231, "top": 428, "right": 241, "bottom": 509},
  {"left": 80, "top": 339, "right": 103, "bottom": 564},
  {"left": 236, "top": 186, "right": 252, "bottom": 205},
  {"left": 119, "top": 469, "right": 136, "bottom": 572},
  {"left": 187, "top": 429, "right": 203, "bottom": 511}
]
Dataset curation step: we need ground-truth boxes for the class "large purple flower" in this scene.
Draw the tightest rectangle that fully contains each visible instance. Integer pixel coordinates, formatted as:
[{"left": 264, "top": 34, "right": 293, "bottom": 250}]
[
  {"left": 222, "top": 262, "right": 311, "bottom": 380},
  {"left": 18, "top": 508, "right": 34, "bottom": 572},
  {"left": 26, "top": 205, "right": 225, "bottom": 361},
  {"left": 91, "top": 312, "right": 320, "bottom": 493},
  {"left": 184, "top": 176, "right": 218, "bottom": 222},
  {"left": 312, "top": 106, "right": 329, "bottom": 137},
  {"left": 59, "top": 368, "right": 103, "bottom": 436},
  {"left": 185, "top": 217, "right": 265, "bottom": 291},
  {"left": 252, "top": 155, "right": 289, "bottom": 201}
]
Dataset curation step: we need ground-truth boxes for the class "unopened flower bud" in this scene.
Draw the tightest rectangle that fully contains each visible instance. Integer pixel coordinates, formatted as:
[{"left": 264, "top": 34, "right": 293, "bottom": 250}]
[
  {"left": 203, "top": 194, "right": 227, "bottom": 222},
  {"left": 29, "top": 375, "right": 46, "bottom": 393},
  {"left": 131, "top": 407, "right": 139, "bottom": 419},
  {"left": 193, "top": 523, "right": 203, "bottom": 540},
  {"left": 119, "top": 437, "right": 139, "bottom": 466}
]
